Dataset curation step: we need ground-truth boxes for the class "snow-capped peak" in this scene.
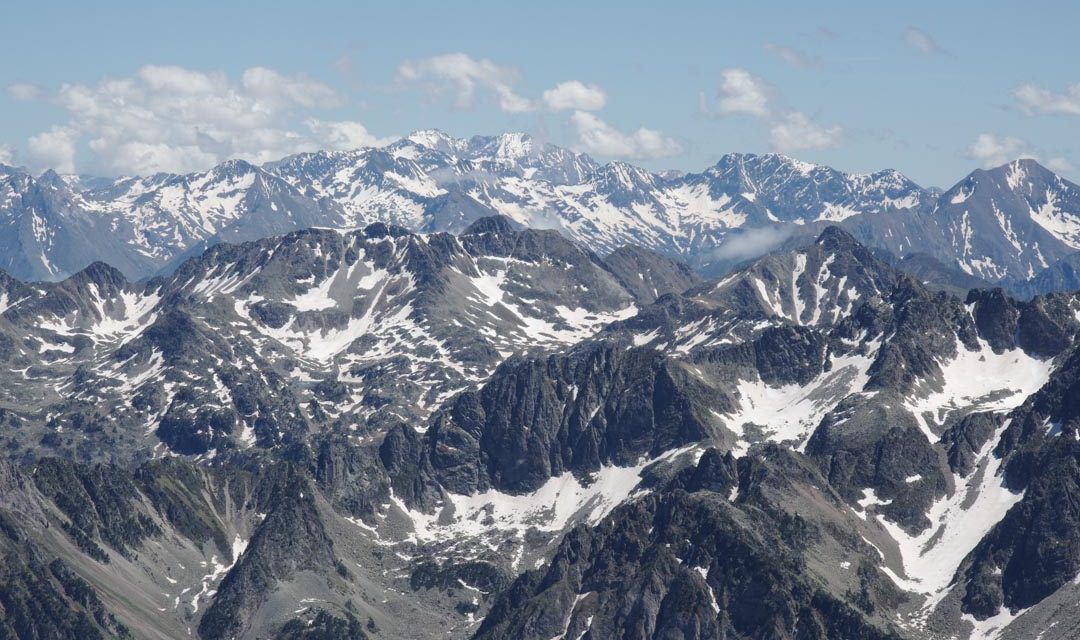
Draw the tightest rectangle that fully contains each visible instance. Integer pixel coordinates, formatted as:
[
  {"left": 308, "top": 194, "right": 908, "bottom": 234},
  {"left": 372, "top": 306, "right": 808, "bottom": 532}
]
[{"left": 405, "top": 129, "right": 464, "bottom": 155}]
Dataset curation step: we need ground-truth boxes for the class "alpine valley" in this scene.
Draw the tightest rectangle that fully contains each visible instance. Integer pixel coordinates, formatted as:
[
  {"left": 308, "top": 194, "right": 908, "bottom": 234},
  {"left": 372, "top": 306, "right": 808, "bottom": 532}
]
[{"left": 4, "top": 132, "right": 1080, "bottom": 640}]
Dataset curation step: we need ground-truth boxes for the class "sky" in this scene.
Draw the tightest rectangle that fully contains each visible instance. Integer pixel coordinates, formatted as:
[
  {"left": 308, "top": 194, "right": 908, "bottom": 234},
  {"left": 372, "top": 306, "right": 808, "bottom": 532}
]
[{"left": 1, "top": 0, "right": 1078, "bottom": 187}]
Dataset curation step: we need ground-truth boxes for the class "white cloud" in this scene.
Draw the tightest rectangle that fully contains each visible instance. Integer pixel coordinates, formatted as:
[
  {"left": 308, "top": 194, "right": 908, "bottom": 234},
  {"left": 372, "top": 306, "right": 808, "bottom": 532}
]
[
  {"left": 965, "top": 134, "right": 1075, "bottom": 175},
  {"left": 715, "top": 68, "right": 770, "bottom": 117},
  {"left": 570, "top": 110, "right": 681, "bottom": 160},
  {"left": 966, "top": 133, "right": 1035, "bottom": 167},
  {"left": 6, "top": 82, "right": 41, "bottom": 101},
  {"left": 1013, "top": 82, "right": 1080, "bottom": 116},
  {"left": 240, "top": 66, "right": 341, "bottom": 109},
  {"left": 305, "top": 119, "right": 396, "bottom": 150},
  {"left": 704, "top": 68, "right": 842, "bottom": 154},
  {"left": 493, "top": 85, "right": 533, "bottom": 113},
  {"left": 28, "top": 125, "right": 79, "bottom": 174},
  {"left": 0, "top": 144, "right": 14, "bottom": 165},
  {"left": 765, "top": 44, "right": 820, "bottom": 69},
  {"left": 904, "top": 27, "right": 943, "bottom": 55},
  {"left": 542, "top": 81, "right": 607, "bottom": 111},
  {"left": 397, "top": 53, "right": 534, "bottom": 112},
  {"left": 88, "top": 141, "right": 219, "bottom": 176},
  {"left": 768, "top": 112, "right": 842, "bottom": 152},
  {"left": 17, "top": 65, "right": 386, "bottom": 175}
]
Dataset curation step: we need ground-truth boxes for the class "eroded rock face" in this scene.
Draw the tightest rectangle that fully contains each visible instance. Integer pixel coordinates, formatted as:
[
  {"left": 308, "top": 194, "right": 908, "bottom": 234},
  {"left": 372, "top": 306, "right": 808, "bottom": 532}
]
[
  {"left": 805, "top": 396, "right": 951, "bottom": 533},
  {"left": 940, "top": 412, "right": 1004, "bottom": 477},
  {"left": 0, "top": 217, "right": 680, "bottom": 465}
]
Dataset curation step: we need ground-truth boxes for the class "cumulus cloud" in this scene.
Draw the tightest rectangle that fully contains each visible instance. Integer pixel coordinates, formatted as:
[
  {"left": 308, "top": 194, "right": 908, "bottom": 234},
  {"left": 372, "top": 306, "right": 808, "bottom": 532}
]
[
  {"left": 0, "top": 144, "right": 14, "bottom": 165},
  {"left": 6, "top": 82, "right": 41, "bottom": 101},
  {"left": 397, "top": 52, "right": 534, "bottom": 112},
  {"left": 28, "top": 125, "right": 79, "bottom": 174},
  {"left": 305, "top": 119, "right": 395, "bottom": 150},
  {"left": 570, "top": 110, "right": 681, "bottom": 160},
  {"left": 769, "top": 112, "right": 842, "bottom": 152},
  {"left": 904, "top": 27, "right": 944, "bottom": 55},
  {"left": 703, "top": 68, "right": 842, "bottom": 153},
  {"left": 542, "top": 80, "right": 606, "bottom": 111},
  {"left": 241, "top": 66, "right": 341, "bottom": 109},
  {"left": 765, "top": 44, "right": 821, "bottom": 70},
  {"left": 1013, "top": 82, "right": 1080, "bottom": 116},
  {"left": 714, "top": 68, "right": 770, "bottom": 117},
  {"left": 966, "top": 133, "right": 1036, "bottom": 167},
  {"left": 17, "top": 65, "right": 389, "bottom": 175}
]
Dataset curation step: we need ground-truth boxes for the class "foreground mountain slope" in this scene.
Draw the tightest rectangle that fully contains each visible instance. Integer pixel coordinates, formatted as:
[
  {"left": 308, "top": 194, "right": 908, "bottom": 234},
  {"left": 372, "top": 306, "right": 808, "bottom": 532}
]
[
  {"left": 4, "top": 223, "right": 1080, "bottom": 639},
  {"left": 475, "top": 447, "right": 907, "bottom": 640}
]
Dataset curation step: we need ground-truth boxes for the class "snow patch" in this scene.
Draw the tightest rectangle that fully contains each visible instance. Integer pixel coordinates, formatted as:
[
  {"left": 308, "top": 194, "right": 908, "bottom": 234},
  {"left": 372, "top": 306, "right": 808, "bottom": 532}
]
[{"left": 904, "top": 337, "right": 1054, "bottom": 439}]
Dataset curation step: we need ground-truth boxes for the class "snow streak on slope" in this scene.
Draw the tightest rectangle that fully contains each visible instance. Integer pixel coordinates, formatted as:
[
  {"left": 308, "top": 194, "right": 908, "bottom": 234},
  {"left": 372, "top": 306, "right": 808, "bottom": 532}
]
[
  {"left": 879, "top": 422, "right": 1023, "bottom": 612},
  {"left": 463, "top": 265, "right": 637, "bottom": 350},
  {"left": 389, "top": 446, "right": 703, "bottom": 558}
]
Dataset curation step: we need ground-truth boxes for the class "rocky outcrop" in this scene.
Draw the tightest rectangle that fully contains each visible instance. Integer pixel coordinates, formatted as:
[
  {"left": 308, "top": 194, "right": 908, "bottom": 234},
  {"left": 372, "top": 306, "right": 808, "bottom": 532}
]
[
  {"left": 475, "top": 446, "right": 905, "bottom": 640},
  {"left": 198, "top": 465, "right": 338, "bottom": 640},
  {"left": 957, "top": 433, "right": 1080, "bottom": 619},
  {"left": 421, "top": 341, "right": 714, "bottom": 495}
]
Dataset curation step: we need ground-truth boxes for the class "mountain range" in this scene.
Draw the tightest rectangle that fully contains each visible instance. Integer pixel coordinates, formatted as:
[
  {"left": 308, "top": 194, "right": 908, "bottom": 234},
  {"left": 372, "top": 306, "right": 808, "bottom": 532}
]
[
  {"left": 4, "top": 131, "right": 1080, "bottom": 298},
  {"left": 2, "top": 209, "right": 1080, "bottom": 638},
  {"left": 5, "top": 129, "right": 1080, "bottom": 640}
]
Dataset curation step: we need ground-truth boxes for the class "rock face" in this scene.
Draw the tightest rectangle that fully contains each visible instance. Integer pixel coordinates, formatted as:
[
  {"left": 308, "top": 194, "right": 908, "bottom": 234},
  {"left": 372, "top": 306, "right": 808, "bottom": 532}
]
[
  {"left": 198, "top": 466, "right": 338, "bottom": 640},
  {"left": 600, "top": 244, "right": 701, "bottom": 304},
  {"left": 891, "top": 252, "right": 994, "bottom": 295},
  {"left": 3, "top": 222, "right": 1080, "bottom": 639},
  {"left": 421, "top": 341, "right": 714, "bottom": 495},
  {"left": 1005, "top": 251, "right": 1080, "bottom": 300},
  {"left": 475, "top": 446, "right": 906, "bottom": 640}
]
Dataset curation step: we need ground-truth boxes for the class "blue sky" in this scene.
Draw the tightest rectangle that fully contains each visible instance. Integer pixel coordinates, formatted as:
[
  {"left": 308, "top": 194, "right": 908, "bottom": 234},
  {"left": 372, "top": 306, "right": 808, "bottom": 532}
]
[{"left": 1, "top": 0, "right": 1078, "bottom": 187}]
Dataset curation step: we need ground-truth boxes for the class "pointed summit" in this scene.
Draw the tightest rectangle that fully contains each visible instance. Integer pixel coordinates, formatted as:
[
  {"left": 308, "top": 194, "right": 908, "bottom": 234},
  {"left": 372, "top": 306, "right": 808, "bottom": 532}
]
[
  {"left": 933, "top": 155, "right": 1080, "bottom": 280},
  {"left": 405, "top": 129, "right": 463, "bottom": 155},
  {"left": 68, "top": 261, "right": 128, "bottom": 288},
  {"left": 815, "top": 225, "right": 861, "bottom": 250}
]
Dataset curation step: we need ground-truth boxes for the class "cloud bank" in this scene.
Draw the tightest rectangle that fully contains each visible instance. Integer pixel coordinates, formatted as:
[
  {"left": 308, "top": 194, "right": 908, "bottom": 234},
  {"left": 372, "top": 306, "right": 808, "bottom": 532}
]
[{"left": 14, "top": 65, "right": 394, "bottom": 175}]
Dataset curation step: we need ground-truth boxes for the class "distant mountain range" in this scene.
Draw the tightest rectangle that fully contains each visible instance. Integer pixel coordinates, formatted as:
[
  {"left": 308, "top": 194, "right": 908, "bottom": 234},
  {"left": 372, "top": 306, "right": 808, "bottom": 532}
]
[{"left": 4, "top": 131, "right": 1080, "bottom": 295}]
